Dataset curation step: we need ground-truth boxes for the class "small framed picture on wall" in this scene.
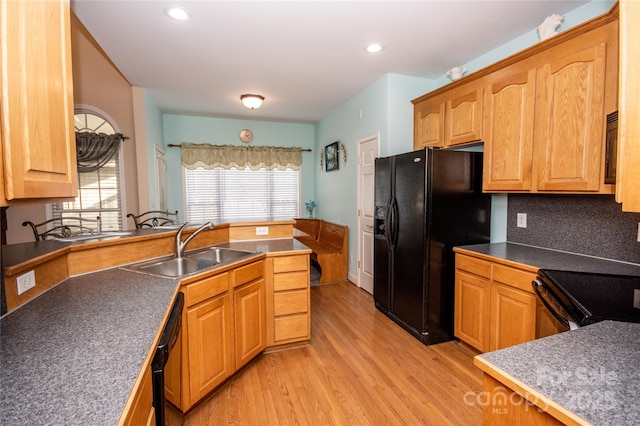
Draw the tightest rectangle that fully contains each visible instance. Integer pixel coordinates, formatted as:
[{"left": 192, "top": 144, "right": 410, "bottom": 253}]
[{"left": 325, "top": 141, "right": 339, "bottom": 172}]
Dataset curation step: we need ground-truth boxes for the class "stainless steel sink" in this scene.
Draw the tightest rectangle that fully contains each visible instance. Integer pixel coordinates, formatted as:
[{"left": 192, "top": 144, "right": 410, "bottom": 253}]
[
  {"left": 122, "top": 247, "right": 257, "bottom": 278},
  {"left": 187, "top": 247, "right": 255, "bottom": 264}
]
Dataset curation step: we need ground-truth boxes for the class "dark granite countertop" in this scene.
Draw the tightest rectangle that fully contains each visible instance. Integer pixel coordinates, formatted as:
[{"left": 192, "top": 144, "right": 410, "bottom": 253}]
[
  {"left": 476, "top": 321, "right": 640, "bottom": 425},
  {"left": 0, "top": 237, "right": 310, "bottom": 425},
  {"left": 0, "top": 268, "right": 179, "bottom": 426},
  {"left": 456, "top": 242, "right": 640, "bottom": 275}
]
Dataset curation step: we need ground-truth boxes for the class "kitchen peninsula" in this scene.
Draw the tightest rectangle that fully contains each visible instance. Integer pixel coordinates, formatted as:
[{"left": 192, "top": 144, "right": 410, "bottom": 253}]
[
  {"left": 475, "top": 321, "right": 640, "bottom": 425},
  {"left": 0, "top": 221, "right": 311, "bottom": 425}
]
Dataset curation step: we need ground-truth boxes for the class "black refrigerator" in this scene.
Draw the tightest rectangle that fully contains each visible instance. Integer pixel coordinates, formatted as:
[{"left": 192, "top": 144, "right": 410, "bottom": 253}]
[{"left": 374, "top": 148, "right": 491, "bottom": 345}]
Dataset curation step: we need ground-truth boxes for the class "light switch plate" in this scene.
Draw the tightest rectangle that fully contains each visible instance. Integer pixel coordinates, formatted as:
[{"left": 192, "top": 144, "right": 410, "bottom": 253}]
[
  {"left": 255, "top": 226, "right": 269, "bottom": 236},
  {"left": 17, "top": 270, "right": 36, "bottom": 295}
]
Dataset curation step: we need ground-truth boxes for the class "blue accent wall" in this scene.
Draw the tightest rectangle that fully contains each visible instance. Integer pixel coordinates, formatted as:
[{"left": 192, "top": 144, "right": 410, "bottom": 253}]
[
  {"left": 143, "top": 1, "right": 616, "bottom": 279},
  {"left": 161, "top": 115, "right": 315, "bottom": 217}
]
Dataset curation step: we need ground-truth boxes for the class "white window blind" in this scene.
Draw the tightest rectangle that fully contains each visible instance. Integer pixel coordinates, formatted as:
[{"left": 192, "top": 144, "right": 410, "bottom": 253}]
[
  {"left": 52, "top": 155, "right": 123, "bottom": 231},
  {"left": 185, "top": 166, "right": 299, "bottom": 223}
]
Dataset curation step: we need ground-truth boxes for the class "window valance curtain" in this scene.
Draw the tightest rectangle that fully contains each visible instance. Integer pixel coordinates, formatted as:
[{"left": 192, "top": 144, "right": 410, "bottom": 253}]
[
  {"left": 75, "top": 132, "right": 124, "bottom": 173},
  {"left": 180, "top": 143, "right": 303, "bottom": 171}
]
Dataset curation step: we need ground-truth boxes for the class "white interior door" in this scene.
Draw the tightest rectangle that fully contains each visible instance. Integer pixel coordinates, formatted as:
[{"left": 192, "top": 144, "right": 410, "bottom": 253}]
[{"left": 357, "top": 134, "right": 379, "bottom": 294}]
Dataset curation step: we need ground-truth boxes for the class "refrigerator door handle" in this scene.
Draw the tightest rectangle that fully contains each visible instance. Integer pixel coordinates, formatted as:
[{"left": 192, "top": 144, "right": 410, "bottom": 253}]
[
  {"left": 385, "top": 196, "right": 393, "bottom": 248},
  {"left": 390, "top": 197, "right": 399, "bottom": 248}
]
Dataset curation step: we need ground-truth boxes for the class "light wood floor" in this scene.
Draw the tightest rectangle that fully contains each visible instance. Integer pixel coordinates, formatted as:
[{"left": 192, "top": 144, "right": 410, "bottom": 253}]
[{"left": 169, "top": 282, "right": 483, "bottom": 425}]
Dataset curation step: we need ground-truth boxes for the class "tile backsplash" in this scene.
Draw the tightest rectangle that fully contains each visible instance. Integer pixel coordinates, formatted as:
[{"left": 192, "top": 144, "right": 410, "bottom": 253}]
[{"left": 507, "top": 194, "right": 640, "bottom": 264}]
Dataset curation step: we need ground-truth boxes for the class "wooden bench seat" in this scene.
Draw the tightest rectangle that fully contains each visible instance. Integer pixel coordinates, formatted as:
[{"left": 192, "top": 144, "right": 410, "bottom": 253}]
[{"left": 294, "top": 218, "right": 348, "bottom": 284}]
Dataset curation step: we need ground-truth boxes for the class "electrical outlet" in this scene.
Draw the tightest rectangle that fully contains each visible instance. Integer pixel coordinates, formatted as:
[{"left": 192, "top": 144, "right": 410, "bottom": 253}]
[
  {"left": 17, "top": 270, "right": 36, "bottom": 295},
  {"left": 255, "top": 226, "right": 269, "bottom": 236},
  {"left": 634, "top": 289, "right": 640, "bottom": 310},
  {"left": 517, "top": 213, "right": 527, "bottom": 228}
]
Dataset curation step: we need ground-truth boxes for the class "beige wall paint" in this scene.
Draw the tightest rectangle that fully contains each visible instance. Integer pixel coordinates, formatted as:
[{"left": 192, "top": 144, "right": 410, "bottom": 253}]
[
  {"left": 132, "top": 87, "right": 150, "bottom": 212},
  {"left": 5, "top": 13, "right": 141, "bottom": 244},
  {"left": 70, "top": 13, "right": 139, "bottom": 225}
]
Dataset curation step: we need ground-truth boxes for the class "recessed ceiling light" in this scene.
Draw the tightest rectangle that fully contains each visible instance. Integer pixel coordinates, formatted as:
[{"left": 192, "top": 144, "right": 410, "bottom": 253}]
[
  {"left": 366, "top": 43, "right": 384, "bottom": 54},
  {"left": 165, "top": 7, "right": 190, "bottom": 21}
]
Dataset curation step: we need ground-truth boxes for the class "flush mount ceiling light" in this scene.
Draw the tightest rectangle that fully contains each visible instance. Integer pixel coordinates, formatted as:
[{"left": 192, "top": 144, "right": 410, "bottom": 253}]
[
  {"left": 365, "top": 43, "right": 384, "bottom": 54},
  {"left": 240, "top": 94, "right": 265, "bottom": 110},
  {"left": 164, "top": 7, "right": 190, "bottom": 21}
]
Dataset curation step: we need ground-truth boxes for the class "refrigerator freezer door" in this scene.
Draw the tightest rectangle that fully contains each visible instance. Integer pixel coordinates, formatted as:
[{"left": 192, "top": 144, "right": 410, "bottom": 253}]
[{"left": 373, "top": 157, "right": 392, "bottom": 310}]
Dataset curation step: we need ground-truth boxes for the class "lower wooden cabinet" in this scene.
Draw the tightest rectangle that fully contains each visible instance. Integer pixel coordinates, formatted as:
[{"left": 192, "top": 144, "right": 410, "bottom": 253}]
[
  {"left": 186, "top": 290, "right": 234, "bottom": 406},
  {"left": 121, "top": 364, "right": 155, "bottom": 426},
  {"left": 454, "top": 252, "right": 562, "bottom": 352},
  {"left": 266, "top": 254, "right": 310, "bottom": 347},
  {"left": 489, "top": 282, "right": 536, "bottom": 351},
  {"left": 454, "top": 270, "right": 490, "bottom": 351},
  {"left": 180, "top": 259, "right": 266, "bottom": 410},
  {"left": 234, "top": 278, "right": 266, "bottom": 370},
  {"left": 479, "top": 374, "right": 564, "bottom": 426}
]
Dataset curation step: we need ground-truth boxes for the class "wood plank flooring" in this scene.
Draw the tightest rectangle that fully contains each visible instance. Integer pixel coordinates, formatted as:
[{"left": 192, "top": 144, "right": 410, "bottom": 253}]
[{"left": 169, "top": 282, "right": 483, "bottom": 425}]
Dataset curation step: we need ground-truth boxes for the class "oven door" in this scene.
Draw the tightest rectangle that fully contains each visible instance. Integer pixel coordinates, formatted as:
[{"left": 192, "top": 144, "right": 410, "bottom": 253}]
[
  {"left": 532, "top": 277, "right": 581, "bottom": 330},
  {"left": 533, "top": 269, "right": 640, "bottom": 330}
]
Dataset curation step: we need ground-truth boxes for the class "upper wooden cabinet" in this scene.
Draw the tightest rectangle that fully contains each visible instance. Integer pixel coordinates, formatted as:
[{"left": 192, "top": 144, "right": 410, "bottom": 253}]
[
  {"left": 413, "top": 6, "right": 619, "bottom": 195},
  {"left": 533, "top": 40, "right": 609, "bottom": 192},
  {"left": 483, "top": 68, "right": 536, "bottom": 191},
  {"left": 616, "top": 0, "right": 640, "bottom": 212},
  {"left": 444, "top": 85, "right": 484, "bottom": 146},
  {"left": 414, "top": 82, "right": 483, "bottom": 148},
  {"left": 414, "top": 98, "right": 445, "bottom": 148},
  {"left": 0, "top": 0, "right": 78, "bottom": 206}
]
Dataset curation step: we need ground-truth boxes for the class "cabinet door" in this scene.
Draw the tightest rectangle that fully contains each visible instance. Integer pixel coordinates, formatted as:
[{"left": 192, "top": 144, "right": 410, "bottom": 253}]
[
  {"left": 186, "top": 293, "right": 233, "bottom": 406},
  {"left": 445, "top": 87, "right": 483, "bottom": 146},
  {"left": 489, "top": 283, "right": 536, "bottom": 351},
  {"left": 234, "top": 279, "right": 266, "bottom": 370},
  {"left": 534, "top": 43, "right": 607, "bottom": 191},
  {"left": 454, "top": 270, "right": 490, "bottom": 352},
  {"left": 483, "top": 69, "right": 536, "bottom": 191},
  {"left": 0, "top": 0, "right": 78, "bottom": 202},
  {"left": 414, "top": 99, "right": 445, "bottom": 148},
  {"left": 121, "top": 365, "right": 155, "bottom": 426},
  {"left": 616, "top": 0, "right": 640, "bottom": 212}
]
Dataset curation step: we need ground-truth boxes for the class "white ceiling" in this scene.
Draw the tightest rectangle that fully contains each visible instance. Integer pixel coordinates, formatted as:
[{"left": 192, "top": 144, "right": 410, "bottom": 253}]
[{"left": 71, "top": 0, "right": 589, "bottom": 124}]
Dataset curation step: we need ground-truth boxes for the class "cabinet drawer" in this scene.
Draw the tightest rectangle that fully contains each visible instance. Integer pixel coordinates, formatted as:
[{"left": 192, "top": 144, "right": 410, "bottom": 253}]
[
  {"left": 492, "top": 264, "right": 537, "bottom": 294},
  {"left": 456, "top": 254, "right": 491, "bottom": 278},
  {"left": 274, "top": 290, "right": 308, "bottom": 316},
  {"left": 185, "top": 273, "right": 230, "bottom": 307},
  {"left": 273, "top": 255, "right": 308, "bottom": 273},
  {"left": 273, "top": 271, "right": 308, "bottom": 291},
  {"left": 233, "top": 260, "right": 264, "bottom": 288},
  {"left": 274, "top": 313, "right": 309, "bottom": 342}
]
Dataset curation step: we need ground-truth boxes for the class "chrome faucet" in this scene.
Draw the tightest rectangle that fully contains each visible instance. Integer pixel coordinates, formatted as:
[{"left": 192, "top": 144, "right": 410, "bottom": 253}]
[{"left": 175, "top": 222, "right": 214, "bottom": 258}]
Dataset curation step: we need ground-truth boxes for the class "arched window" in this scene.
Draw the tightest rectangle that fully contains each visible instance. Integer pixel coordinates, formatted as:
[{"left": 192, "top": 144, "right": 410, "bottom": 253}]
[{"left": 50, "top": 107, "right": 124, "bottom": 231}]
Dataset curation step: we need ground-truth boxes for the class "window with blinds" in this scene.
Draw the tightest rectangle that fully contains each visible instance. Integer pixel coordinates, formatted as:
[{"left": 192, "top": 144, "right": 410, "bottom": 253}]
[
  {"left": 185, "top": 166, "right": 299, "bottom": 223},
  {"left": 51, "top": 155, "right": 123, "bottom": 231},
  {"left": 51, "top": 108, "right": 123, "bottom": 232}
]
